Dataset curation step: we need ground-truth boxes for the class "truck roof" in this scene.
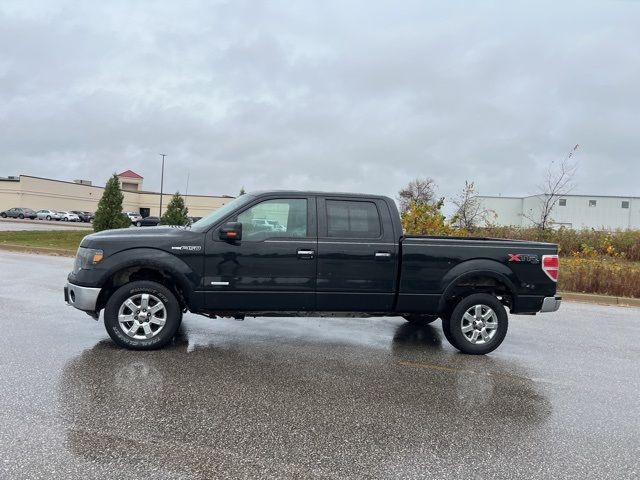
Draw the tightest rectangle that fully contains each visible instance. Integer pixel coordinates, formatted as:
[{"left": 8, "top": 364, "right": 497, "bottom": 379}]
[{"left": 248, "top": 190, "right": 394, "bottom": 201}]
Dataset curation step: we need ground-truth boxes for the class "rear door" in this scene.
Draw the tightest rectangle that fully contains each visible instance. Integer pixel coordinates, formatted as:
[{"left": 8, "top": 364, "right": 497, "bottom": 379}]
[{"left": 316, "top": 197, "right": 398, "bottom": 312}]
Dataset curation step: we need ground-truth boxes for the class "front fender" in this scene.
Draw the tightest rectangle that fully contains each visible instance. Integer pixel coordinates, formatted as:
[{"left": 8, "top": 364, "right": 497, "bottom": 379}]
[{"left": 70, "top": 248, "right": 200, "bottom": 301}]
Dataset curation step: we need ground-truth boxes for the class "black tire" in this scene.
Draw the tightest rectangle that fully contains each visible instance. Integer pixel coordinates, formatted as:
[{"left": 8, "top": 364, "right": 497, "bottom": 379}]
[
  {"left": 104, "top": 281, "right": 181, "bottom": 350},
  {"left": 136, "top": 221, "right": 142, "bottom": 227},
  {"left": 403, "top": 314, "right": 439, "bottom": 325},
  {"left": 63, "top": 217, "right": 68, "bottom": 221},
  {"left": 18, "top": 213, "right": 24, "bottom": 219},
  {"left": 1, "top": 213, "right": 6, "bottom": 218},
  {"left": 439, "top": 312, "right": 455, "bottom": 346},
  {"left": 441, "top": 293, "right": 508, "bottom": 355},
  {"left": 46, "top": 215, "right": 51, "bottom": 220}
]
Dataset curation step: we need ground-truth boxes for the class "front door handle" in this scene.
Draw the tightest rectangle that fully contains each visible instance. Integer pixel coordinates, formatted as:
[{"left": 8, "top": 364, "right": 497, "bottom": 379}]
[
  {"left": 375, "top": 251, "right": 391, "bottom": 258},
  {"left": 297, "top": 249, "right": 315, "bottom": 258}
]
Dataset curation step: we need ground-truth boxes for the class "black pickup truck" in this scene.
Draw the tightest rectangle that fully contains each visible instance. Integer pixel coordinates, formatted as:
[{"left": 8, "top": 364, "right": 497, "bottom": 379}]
[{"left": 65, "top": 191, "right": 561, "bottom": 354}]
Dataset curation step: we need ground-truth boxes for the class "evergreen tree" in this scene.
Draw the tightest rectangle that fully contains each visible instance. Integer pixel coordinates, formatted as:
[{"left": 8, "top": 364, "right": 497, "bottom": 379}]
[
  {"left": 93, "top": 174, "right": 131, "bottom": 232},
  {"left": 161, "top": 192, "right": 190, "bottom": 226}
]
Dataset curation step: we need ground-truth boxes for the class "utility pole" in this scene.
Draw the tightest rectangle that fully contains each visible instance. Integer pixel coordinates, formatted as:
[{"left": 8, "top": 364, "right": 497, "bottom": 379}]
[{"left": 159, "top": 154, "right": 166, "bottom": 216}]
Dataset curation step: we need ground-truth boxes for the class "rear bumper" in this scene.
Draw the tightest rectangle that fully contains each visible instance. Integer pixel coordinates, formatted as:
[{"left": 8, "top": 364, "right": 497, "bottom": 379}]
[
  {"left": 65, "top": 282, "right": 101, "bottom": 312},
  {"left": 540, "top": 296, "right": 562, "bottom": 313}
]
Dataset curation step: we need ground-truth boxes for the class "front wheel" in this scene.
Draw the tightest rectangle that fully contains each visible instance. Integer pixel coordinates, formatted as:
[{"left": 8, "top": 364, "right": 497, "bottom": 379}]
[
  {"left": 441, "top": 293, "right": 508, "bottom": 355},
  {"left": 403, "top": 314, "right": 439, "bottom": 325},
  {"left": 1, "top": 213, "right": 6, "bottom": 218},
  {"left": 104, "top": 281, "right": 182, "bottom": 350},
  {"left": 18, "top": 213, "right": 24, "bottom": 219},
  {"left": 136, "top": 221, "right": 142, "bottom": 227}
]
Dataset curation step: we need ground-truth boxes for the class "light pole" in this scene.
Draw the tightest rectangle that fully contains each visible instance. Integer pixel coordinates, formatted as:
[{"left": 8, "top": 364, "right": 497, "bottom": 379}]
[{"left": 159, "top": 154, "right": 166, "bottom": 216}]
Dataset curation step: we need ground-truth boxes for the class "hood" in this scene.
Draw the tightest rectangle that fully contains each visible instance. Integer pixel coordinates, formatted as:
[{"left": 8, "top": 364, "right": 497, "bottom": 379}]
[{"left": 80, "top": 226, "right": 202, "bottom": 249}]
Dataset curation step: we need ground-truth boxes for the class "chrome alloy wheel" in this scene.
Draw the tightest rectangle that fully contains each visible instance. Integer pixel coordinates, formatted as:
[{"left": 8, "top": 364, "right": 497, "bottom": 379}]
[
  {"left": 117, "top": 293, "right": 167, "bottom": 340},
  {"left": 461, "top": 304, "right": 499, "bottom": 345}
]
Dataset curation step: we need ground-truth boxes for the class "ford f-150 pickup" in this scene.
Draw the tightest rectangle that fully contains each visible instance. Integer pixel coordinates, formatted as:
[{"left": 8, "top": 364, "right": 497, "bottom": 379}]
[{"left": 64, "top": 191, "right": 561, "bottom": 354}]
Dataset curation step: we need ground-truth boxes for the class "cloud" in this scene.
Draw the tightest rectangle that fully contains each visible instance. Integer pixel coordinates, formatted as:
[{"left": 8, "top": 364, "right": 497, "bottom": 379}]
[{"left": 1, "top": 0, "right": 638, "bottom": 204}]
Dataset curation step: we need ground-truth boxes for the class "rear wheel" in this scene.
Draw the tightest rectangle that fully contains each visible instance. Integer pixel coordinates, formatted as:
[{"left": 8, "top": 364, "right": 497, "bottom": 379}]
[
  {"left": 403, "top": 314, "right": 438, "bottom": 325},
  {"left": 104, "top": 281, "right": 181, "bottom": 350},
  {"left": 46, "top": 215, "right": 51, "bottom": 220},
  {"left": 136, "top": 221, "right": 142, "bottom": 227},
  {"left": 1, "top": 213, "right": 6, "bottom": 218},
  {"left": 18, "top": 213, "right": 24, "bottom": 219},
  {"left": 441, "top": 293, "right": 508, "bottom": 355}
]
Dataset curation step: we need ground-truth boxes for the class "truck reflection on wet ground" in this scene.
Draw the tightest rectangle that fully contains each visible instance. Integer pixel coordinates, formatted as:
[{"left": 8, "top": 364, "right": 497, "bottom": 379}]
[{"left": 58, "top": 321, "right": 552, "bottom": 478}]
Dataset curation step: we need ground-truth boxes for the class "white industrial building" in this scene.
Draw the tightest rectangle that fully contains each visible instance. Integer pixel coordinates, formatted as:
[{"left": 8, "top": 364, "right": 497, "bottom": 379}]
[{"left": 476, "top": 194, "right": 640, "bottom": 230}]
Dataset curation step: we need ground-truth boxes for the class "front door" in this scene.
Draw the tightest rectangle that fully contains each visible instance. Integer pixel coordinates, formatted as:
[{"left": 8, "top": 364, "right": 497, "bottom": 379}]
[
  {"left": 316, "top": 197, "right": 398, "bottom": 312},
  {"left": 204, "top": 196, "right": 317, "bottom": 311}
]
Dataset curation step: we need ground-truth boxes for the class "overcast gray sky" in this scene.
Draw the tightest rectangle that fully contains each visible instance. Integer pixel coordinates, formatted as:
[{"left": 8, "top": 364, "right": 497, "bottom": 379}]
[{"left": 1, "top": 1, "right": 638, "bottom": 204}]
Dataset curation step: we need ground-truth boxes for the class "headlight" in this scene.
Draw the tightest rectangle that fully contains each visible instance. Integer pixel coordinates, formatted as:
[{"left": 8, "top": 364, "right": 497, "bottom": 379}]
[{"left": 73, "top": 247, "right": 104, "bottom": 273}]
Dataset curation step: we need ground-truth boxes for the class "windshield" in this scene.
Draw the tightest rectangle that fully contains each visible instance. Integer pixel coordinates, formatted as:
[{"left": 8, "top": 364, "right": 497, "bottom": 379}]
[{"left": 190, "top": 195, "right": 255, "bottom": 232}]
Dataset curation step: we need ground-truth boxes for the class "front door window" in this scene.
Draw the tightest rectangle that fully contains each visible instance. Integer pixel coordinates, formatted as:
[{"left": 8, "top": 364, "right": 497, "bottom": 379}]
[{"left": 236, "top": 199, "right": 307, "bottom": 240}]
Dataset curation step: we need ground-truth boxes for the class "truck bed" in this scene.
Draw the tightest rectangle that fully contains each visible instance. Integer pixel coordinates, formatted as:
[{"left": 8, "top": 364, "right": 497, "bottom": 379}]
[{"left": 397, "top": 235, "right": 558, "bottom": 314}]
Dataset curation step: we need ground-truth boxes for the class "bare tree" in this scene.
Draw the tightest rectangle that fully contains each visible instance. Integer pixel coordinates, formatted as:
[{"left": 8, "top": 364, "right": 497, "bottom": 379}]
[
  {"left": 523, "top": 145, "right": 579, "bottom": 230},
  {"left": 397, "top": 177, "right": 437, "bottom": 213},
  {"left": 450, "top": 181, "right": 495, "bottom": 230}
]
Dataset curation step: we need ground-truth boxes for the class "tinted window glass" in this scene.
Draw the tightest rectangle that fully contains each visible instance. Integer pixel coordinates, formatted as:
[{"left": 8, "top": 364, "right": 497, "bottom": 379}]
[
  {"left": 326, "top": 200, "right": 381, "bottom": 238},
  {"left": 236, "top": 199, "right": 307, "bottom": 241}
]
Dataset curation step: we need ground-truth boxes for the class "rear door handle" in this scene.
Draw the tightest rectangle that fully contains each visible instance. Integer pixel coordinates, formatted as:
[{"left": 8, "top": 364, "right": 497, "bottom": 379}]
[
  {"left": 297, "top": 249, "right": 315, "bottom": 258},
  {"left": 375, "top": 251, "right": 391, "bottom": 258}
]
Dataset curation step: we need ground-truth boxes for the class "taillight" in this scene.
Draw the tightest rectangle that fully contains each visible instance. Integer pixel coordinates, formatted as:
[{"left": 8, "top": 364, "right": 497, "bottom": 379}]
[{"left": 542, "top": 254, "right": 559, "bottom": 282}]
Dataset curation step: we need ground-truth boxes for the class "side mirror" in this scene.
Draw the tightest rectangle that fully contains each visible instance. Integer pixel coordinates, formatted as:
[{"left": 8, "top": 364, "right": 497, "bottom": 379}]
[{"left": 219, "top": 222, "right": 242, "bottom": 241}]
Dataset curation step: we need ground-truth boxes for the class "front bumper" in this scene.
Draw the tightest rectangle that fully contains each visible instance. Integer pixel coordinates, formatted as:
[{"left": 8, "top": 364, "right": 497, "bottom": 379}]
[
  {"left": 65, "top": 282, "right": 101, "bottom": 312},
  {"left": 540, "top": 296, "right": 562, "bottom": 312}
]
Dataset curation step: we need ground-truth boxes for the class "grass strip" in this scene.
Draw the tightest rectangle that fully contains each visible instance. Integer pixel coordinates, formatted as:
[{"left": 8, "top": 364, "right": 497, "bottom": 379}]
[{"left": 0, "top": 230, "right": 89, "bottom": 252}]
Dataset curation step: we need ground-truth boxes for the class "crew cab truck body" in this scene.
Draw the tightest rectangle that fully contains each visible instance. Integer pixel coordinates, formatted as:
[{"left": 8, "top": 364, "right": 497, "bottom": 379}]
[{"left": 65, "top": 191, "right": 561, "bottom": 354}]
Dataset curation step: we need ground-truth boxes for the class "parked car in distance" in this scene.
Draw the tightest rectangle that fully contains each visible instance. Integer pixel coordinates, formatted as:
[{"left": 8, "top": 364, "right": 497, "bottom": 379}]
[
  {"left": 135, "top": 216, "right": 161, "bottom": 227},
  {"left": 267, "top": 220, "right": 285, "bottom": 232},
  {"left": 70, "top": 211, "right": 94, "bottom": 223},
  {"left": 124, "top": 211, "right": 143, "bottom": 224},
  {"left": 36, "top": 209, "right": 61, "bottom": 221},
  {"left": 65, "top": 190, "right": 560, "bottom": 355},
  {"left": 58, "top": 211, "right": 81, "bottom": 222},
  {"left": 189, "top": 216, "right": 203, "bottom": 224},
  {"left": 1, "top": 207, "right": 37, "bottom": 219}
]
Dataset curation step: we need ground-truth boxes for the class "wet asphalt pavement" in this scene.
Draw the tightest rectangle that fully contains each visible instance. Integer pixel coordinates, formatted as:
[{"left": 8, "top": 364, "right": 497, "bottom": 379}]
[{"left": 0, "top": 251, "right": 638, "bottom": 479}]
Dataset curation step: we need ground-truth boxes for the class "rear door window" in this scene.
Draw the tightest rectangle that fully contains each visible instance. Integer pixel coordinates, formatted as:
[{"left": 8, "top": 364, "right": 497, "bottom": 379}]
[{"left": 326, "top": 200, "right": 381, "bottom": 238}]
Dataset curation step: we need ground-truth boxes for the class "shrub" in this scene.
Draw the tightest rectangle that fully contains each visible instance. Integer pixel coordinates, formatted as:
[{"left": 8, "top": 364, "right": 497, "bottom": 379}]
[
  {"left": 475, "top": 226, "right": 640, "bottom": 261},
  {"left": 93, "top": 174, "right": 131, "bottom": 232},
  {"left": 401, "top": 199, "right": 467, "bottom": 236},
  {"left": 559, "top": 258, "right": 640, "bottom": 298},
  {"left": 161, "top": 192, "right": 190, "bottom": 226}
]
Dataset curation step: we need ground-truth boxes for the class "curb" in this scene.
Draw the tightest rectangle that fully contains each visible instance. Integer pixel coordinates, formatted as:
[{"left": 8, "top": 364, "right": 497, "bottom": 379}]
[
  {"left": 0, "top": 244, "right": 75, "bottom": 257},
  {"left": 559, "top": 291, "right": 640, "bottom": 308}
]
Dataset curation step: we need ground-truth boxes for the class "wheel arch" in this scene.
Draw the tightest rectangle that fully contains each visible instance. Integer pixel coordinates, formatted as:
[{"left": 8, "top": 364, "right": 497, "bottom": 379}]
[
  {"left": 437, "top": 259, "right": 519, "bottom": 314},
  {"left": 95, "top": 249, "right": 196, "bottom": 312}
]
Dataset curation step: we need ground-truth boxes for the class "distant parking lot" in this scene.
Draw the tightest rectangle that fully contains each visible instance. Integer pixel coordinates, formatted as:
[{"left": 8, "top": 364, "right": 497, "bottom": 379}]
[
  {"left": 0, "top": 250, "right": 638, "bottom": 479},
  {"left": 0, "top": 218, "right": 92, "bottom": 232}
]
